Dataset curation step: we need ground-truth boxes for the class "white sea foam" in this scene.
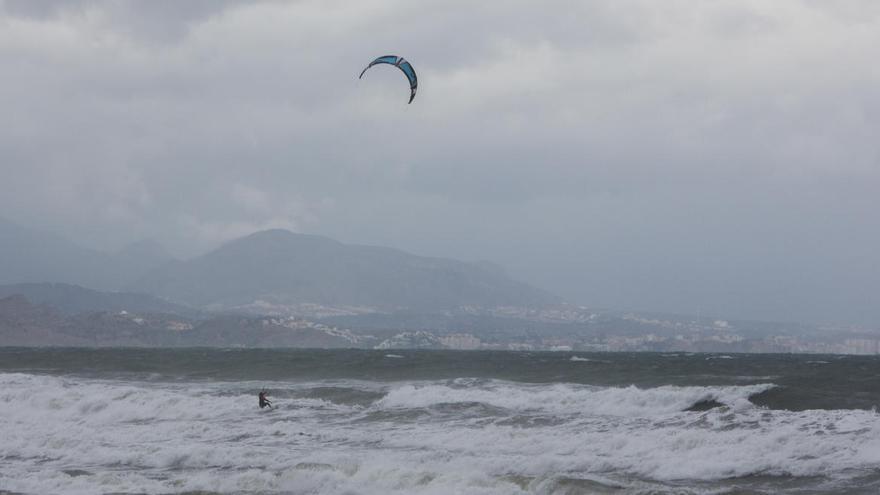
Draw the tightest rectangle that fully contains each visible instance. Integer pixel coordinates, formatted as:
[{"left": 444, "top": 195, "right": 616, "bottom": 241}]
[
  {"left": 374, "top": 380, "right": 774, "bottom": 417},
  {"left": 569, "top": 356, "right": 590, "bottom": 362},
  {"left": 2, "top": 372, "right": 879, "bottom": 495}
]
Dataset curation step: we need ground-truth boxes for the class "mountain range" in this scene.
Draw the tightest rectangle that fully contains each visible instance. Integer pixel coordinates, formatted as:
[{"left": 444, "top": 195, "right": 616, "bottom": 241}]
[
  {"left": 3, "top": 218, "right": 869, "bottom": 352},
  {"left": 0, "top": 217, "right": 558, "bottom": 313},
  {"left": 0, "top": 217, "right": 173, "bottom": 290}
]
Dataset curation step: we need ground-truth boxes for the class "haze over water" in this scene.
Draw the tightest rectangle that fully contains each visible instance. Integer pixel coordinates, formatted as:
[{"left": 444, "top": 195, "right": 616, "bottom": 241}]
[{"left": 2, "top": 348, "right": 879, "bottom": 494}]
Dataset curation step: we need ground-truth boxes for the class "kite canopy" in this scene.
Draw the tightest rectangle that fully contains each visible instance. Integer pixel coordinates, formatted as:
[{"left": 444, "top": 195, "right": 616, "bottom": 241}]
[{"left": 359, "top": 55, "right": 418, "bottom": 104}]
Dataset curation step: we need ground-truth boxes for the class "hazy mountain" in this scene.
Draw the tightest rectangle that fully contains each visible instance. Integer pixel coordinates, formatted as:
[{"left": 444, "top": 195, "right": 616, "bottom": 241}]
[
  {"left": 1, "top": 218, "right": 557, "bottom": 313},
  {"left": 0, "top": 283, "right": 198, "bottom": 317},
  {"left": 0, "top": 217, "right": 174, "bottom": 290},
  {"left": 0, "top": 217, "right": 117, "bottom": 289},
  {"left": 115, "top": 240, "right": 175, "bottom": 276},
  {"left": 130, "top": 229, "right": 560, "bottom": 311}
]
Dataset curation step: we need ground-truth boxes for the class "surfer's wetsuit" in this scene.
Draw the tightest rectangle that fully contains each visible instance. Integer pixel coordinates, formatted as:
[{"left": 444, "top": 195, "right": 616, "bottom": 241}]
[{"left": 259, "top": 392, "right": 272, "bottom": 409}]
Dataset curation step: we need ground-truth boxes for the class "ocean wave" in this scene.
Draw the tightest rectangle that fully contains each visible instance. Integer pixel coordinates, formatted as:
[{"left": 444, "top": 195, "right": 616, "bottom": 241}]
[
  {"left": 3, "top": 372, "right": 880, "bottom": 494},
  {"left": 374, "top": 380, "right": 775, "bottom": 417}
]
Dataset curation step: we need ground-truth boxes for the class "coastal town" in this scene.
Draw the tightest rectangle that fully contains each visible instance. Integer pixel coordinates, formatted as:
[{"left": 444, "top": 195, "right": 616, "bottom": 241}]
[
  {"left": 3, "top": 292, "right": 879, "bottom": 355},
  {"left": 336, "top": 305, "right": 880, "bottom": 355}
]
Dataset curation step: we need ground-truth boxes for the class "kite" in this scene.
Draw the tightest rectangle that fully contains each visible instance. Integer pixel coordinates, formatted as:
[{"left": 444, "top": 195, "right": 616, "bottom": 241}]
[{"left": 359, "top": 55, "right": 418, "bottom": 104}]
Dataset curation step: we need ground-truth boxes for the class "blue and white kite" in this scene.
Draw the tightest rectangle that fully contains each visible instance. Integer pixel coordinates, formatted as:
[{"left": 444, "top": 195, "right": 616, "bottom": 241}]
[{"left": 359, "top": 55, "right": 418, "bottom": 104}]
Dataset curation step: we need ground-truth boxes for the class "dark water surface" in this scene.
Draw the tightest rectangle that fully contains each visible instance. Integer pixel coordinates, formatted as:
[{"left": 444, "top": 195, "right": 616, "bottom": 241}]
[{"left": 2, "top": 348, "right": 878, "bottom": 410}]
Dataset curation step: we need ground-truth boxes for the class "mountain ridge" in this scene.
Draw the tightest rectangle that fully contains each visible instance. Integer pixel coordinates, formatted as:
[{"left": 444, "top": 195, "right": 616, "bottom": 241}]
[
  {"left": 0, "top": 217, "right": 176, "bottom": 290},
  {"left": 129, "top": 229, "right": 560, "bottom": 311},
  {"left": 1, "top": 218, "right": 559, "bottom": 312}
]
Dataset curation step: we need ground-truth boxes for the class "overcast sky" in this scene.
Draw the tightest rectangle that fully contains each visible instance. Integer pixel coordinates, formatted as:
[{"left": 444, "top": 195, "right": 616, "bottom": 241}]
[{"left": 1, "top": 0, "right": 879, "bottom": 324}]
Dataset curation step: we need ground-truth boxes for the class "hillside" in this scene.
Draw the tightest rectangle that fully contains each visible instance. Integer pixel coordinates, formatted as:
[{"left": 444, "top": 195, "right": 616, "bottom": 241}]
[
  {"left": 0, "top": 295, "right": 370, "bottom": 348},
  {"left": 0, "top": 217, "right": 118, "bottom": 289},
  {"left": 0, "top": 283, "right": 198, "bottom": 317},
  {"left": 129, "top": 229, "right": 559, "bottom": 311},
  {"left": 0, "top": 217, "right": 174, "bottom": 290}
]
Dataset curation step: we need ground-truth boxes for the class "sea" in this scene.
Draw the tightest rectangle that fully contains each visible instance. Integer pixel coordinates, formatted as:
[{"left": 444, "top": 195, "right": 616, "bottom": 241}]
[{"left": 1, "top": 348, "right": 879, "bottom": 495}]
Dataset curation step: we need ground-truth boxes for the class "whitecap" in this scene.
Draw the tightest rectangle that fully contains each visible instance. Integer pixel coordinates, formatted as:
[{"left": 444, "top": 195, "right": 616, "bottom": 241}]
[
  {"left": 3, "top": 373, "right": 879, "bottom": 495},
  {"left": 374, "top": 380, "right": 775, "bottom": 417}
]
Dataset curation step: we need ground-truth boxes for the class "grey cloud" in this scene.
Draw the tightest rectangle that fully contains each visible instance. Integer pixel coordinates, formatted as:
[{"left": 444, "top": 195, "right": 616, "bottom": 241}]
[
  {"left": 1, "top": 0, "right": 241, "bottom": 42},
  {"left": 1, "top": 0, "right": 879, "bottom": 324}
]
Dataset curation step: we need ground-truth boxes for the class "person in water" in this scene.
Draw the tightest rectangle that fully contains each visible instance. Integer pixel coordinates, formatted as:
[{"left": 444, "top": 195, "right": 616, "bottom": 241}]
[{"left": 258, "top": 390, "right": 272, "bottom": 409}]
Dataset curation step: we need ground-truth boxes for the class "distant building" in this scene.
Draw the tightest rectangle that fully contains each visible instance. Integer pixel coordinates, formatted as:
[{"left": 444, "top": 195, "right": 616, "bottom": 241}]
[
  {"left": 548, "top": 345, "right": 572, "bottom": 352},
  {"left": 440, "top": 333, "right": 481, "bottom": 350},
  {"left": 166, "top": 321, "right": 193, "bottom": 331},
  {"left": 507, "top": 343, "right": 536, "bottom": 351},
  {"left": 843, "top": 339, "right": 880, "bottom": 355},
  {"left": 376, "top": 331, "right": 441, "bottom": 349}
]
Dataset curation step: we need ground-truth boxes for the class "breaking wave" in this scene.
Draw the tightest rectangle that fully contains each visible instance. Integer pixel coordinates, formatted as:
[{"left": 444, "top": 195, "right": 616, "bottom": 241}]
[
  {"left": 2, "top": 372, "right": 880, "bottom": 494},
  {"left": 374, "top": 379, "right": 773, "bottom": 416}
]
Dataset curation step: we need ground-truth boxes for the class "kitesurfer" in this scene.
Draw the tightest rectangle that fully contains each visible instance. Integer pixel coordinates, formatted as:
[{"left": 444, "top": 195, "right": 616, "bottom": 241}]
[{"left": 258, "top": 390, "right": 272, "bottom": 409}]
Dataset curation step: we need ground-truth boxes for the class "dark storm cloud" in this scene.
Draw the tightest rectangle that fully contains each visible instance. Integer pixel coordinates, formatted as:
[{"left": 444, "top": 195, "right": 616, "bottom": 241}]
[{"left": 1, "top": 0, "right": 878, "bottom": 324}]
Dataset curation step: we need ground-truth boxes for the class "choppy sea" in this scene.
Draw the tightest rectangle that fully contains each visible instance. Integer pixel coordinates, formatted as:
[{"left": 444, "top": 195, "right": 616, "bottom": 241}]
[{"left": 1, "top": 348, "right": 879, "bottom": 494}]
